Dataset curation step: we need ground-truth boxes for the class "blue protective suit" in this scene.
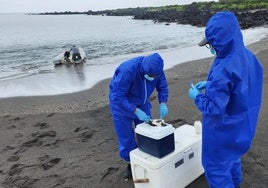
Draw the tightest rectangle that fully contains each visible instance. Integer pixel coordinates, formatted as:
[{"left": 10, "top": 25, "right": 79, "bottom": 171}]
[
  {"left": 195, "top": 12, "right": 263, "bottom": 188},
  {"left": 109, "top": 53, "right": 168, "bottom": 161}
]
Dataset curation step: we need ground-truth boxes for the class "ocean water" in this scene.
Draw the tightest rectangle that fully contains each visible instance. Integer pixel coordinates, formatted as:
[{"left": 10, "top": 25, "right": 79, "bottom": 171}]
[{"left": 0, "top": 13, "right": 267, "bottom": 98}]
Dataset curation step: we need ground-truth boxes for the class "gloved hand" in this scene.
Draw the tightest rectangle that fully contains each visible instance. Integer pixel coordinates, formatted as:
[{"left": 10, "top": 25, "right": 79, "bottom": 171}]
[
  {"left": 135, "top": 108, "right": 150, "bottom": 122},
  {"left": 195, "top": 81, "right": 207, "bottom": 90},
  {"left": 189, "top": 86, "right": 201, "bottom": 100},
  {"left": 159, "top": 103, "right": 169, "bottom": 119}
]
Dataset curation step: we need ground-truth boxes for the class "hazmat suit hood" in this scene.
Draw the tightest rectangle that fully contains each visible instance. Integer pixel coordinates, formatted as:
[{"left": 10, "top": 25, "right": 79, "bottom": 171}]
[
  {"left": 205, "top": 11, "right": 244, "bottom": 58},
  {"left": 140, "top": 53, "right": 164, "bottom": 76}
]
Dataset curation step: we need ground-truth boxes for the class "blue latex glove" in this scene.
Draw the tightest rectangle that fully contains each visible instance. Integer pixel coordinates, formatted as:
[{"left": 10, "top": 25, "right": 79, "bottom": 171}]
[
  {"left": 189, "top": 85, "right": 201, "bottom": 100},
  {"left": 195, "top": 81, "right": 207, "bottom": 90},
  {"left": 135, "top": 108, "right": 150, "bottom": 122},
  {"left": 159, "top": 103, "right": 169, "bottom": 119}
]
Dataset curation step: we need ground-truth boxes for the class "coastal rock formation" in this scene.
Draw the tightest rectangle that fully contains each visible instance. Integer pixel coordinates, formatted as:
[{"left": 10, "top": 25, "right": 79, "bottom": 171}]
[
  {"left": 38, "top": 3, "right": 268, "bottom": 30},
  {"left": 133, "top": 9, "right": 268, "bottom": 29}
]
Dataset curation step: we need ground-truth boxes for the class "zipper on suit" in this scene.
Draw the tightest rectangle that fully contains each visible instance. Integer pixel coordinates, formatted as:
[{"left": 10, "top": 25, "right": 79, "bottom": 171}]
[{"left": 143, "top": 79, "right": 147, "bottom": 105}]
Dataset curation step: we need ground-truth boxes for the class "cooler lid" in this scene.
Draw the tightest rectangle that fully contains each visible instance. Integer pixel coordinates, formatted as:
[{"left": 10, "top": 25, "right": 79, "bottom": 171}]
[
  {"left": 135, "top": 121, "right": 175, "bottom": 139},
  {"left": 175, "top": 124, "right": 201, "bottom": 137}
]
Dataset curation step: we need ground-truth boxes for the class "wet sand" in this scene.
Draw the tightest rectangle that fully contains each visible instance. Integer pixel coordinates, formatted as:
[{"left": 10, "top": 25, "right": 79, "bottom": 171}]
[{"left": 0, "top": 37, "right": 267, "bottom": 188}]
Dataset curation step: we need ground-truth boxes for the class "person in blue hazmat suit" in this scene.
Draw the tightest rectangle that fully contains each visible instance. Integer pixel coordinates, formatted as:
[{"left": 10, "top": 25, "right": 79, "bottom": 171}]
[
  {"left": 188, "top": 11, "right": 263, "bottom": 188},
  {"left": 70, "top": 45, "right": 81, "bottom": 61},
  {"left": 109, "top": 53, "right": 169, "bottom": 180}
]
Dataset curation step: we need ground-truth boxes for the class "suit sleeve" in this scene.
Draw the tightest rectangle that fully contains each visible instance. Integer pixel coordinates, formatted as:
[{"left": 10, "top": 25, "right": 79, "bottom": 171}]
[
  {"left": 195, "top": 74, "right": 231, "bottom": 115},
  {"left": 156, "top": 72, "right": 169, "bottom": 103}
]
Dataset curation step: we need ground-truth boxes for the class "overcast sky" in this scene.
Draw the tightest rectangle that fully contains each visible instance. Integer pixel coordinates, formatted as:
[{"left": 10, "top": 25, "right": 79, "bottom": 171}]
[{"left": 0, "top": 0, "right": 216, "bottom": 13}]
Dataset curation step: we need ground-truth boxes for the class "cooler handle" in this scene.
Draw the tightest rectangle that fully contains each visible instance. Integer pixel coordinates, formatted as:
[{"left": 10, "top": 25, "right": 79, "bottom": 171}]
[
  {"left": 184, "top": 146, "right": 192, "bottom": 153},
  {"left": 132, "top": 164, "right": 150, "bottom": 183},
  {"left": 133, "top": 179, "right": 150, "bottom": 183}
]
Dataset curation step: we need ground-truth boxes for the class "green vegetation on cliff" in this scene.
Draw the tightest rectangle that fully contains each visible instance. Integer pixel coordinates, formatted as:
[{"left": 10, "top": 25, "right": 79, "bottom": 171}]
[
  {"left": 38, "top": 0, "right": 268, "bottom": 29},
  {"left": 99, "top": 0, "right": 268, "bottom": 15}
]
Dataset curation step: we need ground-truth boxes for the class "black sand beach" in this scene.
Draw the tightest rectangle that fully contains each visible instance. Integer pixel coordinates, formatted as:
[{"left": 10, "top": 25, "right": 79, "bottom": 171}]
[{"left": 0, "top": 37, "right": 267, "bottom": 188}]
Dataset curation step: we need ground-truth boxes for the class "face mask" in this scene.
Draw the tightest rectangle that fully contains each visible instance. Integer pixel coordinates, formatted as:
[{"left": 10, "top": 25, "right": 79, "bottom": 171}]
[
  {"left": 144, "top": 74, "right": 155, "bottom": 81},
  {"left": 210, "top": 47, "right": 217, "bottom": 56}
]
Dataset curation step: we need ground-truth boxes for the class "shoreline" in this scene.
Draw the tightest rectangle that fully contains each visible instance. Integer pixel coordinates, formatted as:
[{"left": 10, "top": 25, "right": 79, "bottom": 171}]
[
  {"left": 0, "top": 25, "right": 267, "bottom": 99},
  {"left": 0, "top": 36, "right": 267, "bottom": 116},
  {"left": 0, "top": 37, "right": 267, "bottom": 188}
]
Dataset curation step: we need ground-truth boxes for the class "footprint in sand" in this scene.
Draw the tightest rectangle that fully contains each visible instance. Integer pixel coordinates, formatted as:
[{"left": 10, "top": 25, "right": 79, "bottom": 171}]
[
  {"left": 14, "top": 131, "right": 57, "bottom": 155},
  {"left": 79, "top": 130, "right": 96, "bottom": 143},
  {"left": 46, "top": 113, "right": 55, "bottom": 117},
  {"left": 13, "top": 117, "right": 20, "bottom": 121},
  {"left": 43, "top": 139, "right": 62, "bottom": 147},
  {"left": 15, "top": 133, "right": 23, "bottom": 138},
  {"left": 7, "top": 124, "right": 16, "bottom": 129},
  {"left": 8, "top": 163, "right": 37, "bottom": 176},
  {"left": 101, "top": 167, "right": 119, "bottom": 181},
  {"left": 168, "top": 118, "right": 188, "bottom": 127},
  {"left": 39, "top": 155, "right": 61, "bottom": 170},
  {"left": 74, "top": 127, "right": 81, "bottom": 132},
  {"left": 37, "top": 131, "right": 56, "bottom": 138},
  {"left": 34, "top": 122, "right": 49, "bottom": 129},
  {"left": 8, "top": 163, "right": 24, "bottom": 176},
  {"left": 7, "top": 155, "right": 20, "bottom": 162},
  {"left": 2, "top": 146, "right": 15, "bottom": 152},
  {"left": 21, "top": 137, "right": 43, "bottom": 147},
  {"left": 22, "top": 131, "right": 57, "bottom": 147}
]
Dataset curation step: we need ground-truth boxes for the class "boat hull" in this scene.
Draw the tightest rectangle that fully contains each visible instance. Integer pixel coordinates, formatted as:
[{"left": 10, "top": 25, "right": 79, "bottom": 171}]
[{"left": 53, "top": 48, "right": 86, "bottom": 65}]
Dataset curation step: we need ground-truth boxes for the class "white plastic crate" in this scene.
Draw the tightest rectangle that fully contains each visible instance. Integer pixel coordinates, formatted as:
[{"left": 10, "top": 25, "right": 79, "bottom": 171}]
[{"left": 130, "top": 124, "right": 204, "bottom": 188}]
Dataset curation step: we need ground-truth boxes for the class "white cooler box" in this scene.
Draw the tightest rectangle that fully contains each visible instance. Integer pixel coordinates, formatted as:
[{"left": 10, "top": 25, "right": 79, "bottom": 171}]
[{"left": 130, "top": 124, "right": 204, "bottom": 188}]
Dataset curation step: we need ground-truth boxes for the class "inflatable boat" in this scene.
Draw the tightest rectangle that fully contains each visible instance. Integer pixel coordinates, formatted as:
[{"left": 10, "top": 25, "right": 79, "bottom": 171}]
[{"left": 53, "top": 48, "right": 86, "bottom": 66}]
